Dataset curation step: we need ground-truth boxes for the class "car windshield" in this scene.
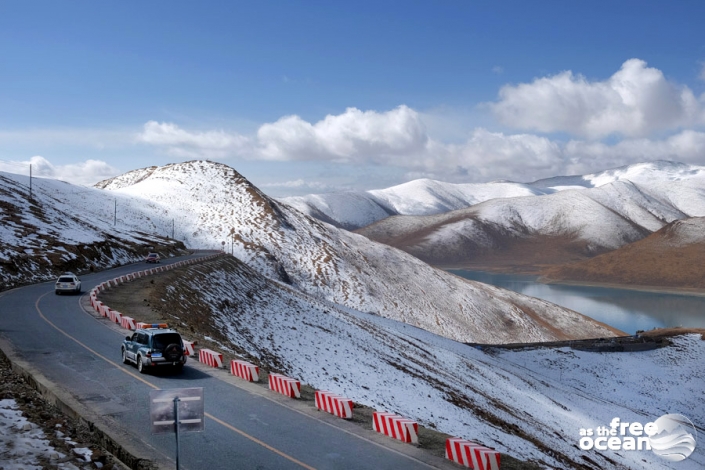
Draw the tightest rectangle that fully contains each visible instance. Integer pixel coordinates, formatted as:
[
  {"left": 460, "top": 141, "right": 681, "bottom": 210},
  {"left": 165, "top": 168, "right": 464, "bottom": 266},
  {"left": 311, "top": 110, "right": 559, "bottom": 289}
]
[
  {"left": 148, "top": 254, "right": 158, "bottom": 258},
  {"left": 152, "top": 333, "right": 181, "bottom": 350},
  {"left": 58, "top": 277, "right": 74, "bottom": 283}
]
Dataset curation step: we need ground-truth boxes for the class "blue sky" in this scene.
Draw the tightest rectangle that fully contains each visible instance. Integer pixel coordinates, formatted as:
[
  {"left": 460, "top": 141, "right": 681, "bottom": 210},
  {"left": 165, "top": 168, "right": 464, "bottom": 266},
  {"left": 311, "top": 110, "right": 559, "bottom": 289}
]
[{"left": 1, "top": 1, "right": 705, "bottom": 195}]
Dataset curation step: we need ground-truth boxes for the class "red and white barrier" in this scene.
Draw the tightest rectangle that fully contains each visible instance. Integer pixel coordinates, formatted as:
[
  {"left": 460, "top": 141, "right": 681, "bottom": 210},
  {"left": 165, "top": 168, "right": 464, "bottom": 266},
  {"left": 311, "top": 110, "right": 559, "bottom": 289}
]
[
  {"left": 199, "top": 349, "right": 223, "bottom": 368},
  {"left": 108, "top": 309, "right": 122, "bottom": 324},
  {"left": 445, "top": 438, "right": 500, "bottom": 470},
  {"left": 120, "top": 316, "right": 136, "bottom": 330},
  {"left": 230, "top": 360, "right": 259, "bottom": 382},
  {"left": 268, "top": 373, "right": 300, "bottom": 398},
  {"left": 98, "top": 303, "right": 110, "bottom": 317},
  {"left": 315, "top": 390, "right": 353, "bottom": 419},
  {"left": 373, "top": 412, "right": 418, "bottom": 444},
  {"left": 182, "top": 340, "right": 196, "bottom": 356}
]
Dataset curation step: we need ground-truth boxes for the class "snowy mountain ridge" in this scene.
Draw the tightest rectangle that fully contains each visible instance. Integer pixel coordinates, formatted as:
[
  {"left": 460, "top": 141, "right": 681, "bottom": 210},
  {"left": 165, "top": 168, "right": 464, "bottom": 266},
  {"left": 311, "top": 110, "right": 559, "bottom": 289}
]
[
  {"left": 355, "top": 163, "right": 705, "bottom": 269},
  {"left": 282, "top": 178, "right": 556, "bottom": 230},
  {"left": 282, "top": 160, "right": 705, "bottom": 230}
]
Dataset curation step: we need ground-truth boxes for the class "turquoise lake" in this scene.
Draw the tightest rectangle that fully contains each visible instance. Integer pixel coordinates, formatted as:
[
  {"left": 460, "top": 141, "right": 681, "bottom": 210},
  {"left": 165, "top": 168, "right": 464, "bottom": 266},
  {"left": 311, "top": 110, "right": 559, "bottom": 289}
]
[{"left": 449, "top": 270, "right": 705, "bottom": 334}]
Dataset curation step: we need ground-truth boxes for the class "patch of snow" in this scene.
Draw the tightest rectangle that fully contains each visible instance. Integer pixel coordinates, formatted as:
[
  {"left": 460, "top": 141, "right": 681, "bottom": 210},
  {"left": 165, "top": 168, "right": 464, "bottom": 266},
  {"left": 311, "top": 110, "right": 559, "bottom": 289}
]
[{"left": 0, "top": 398, "right": 81, "bottom": 470}]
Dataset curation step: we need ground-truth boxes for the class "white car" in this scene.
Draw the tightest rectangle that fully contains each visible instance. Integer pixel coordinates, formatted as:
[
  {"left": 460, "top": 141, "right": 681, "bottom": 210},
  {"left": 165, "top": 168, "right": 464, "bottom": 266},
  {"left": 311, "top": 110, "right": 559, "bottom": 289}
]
[{"left": 55, "top": 273, "right": 82, "bottom": 295}]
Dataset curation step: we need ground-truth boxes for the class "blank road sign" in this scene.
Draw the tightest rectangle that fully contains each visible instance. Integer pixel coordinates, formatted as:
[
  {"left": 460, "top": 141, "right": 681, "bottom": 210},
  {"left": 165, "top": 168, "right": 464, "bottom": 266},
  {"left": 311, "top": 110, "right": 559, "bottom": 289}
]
[{"left": 150, "top": 387, "right": 204, "bottom": 434}]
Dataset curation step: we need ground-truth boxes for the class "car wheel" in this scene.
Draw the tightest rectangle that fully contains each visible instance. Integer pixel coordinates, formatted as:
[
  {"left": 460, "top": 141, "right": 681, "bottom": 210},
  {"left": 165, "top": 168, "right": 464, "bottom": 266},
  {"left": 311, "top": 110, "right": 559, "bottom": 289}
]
[
  {"left": 122, "top": 348, "right": 129, "bottom": 364},
  {"left": 54, "top": 290, "right": 60, "bottom": 295},
  {"left": 137, "top": 356, "right": 145, "bottom": 374}
]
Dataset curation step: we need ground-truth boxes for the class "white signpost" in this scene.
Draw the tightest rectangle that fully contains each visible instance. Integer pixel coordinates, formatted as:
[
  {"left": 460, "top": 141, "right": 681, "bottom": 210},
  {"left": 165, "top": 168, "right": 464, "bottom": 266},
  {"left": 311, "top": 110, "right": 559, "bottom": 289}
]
[{"left": 150, "top": 388, "right": 204, "bottom": 469}]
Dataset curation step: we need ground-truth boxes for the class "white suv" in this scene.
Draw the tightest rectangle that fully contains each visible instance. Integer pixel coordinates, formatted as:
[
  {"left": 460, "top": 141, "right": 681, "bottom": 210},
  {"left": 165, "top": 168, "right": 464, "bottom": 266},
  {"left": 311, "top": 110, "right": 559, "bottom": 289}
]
[{"left": 55, "top": 273, "right": 82, "bottom": 295}]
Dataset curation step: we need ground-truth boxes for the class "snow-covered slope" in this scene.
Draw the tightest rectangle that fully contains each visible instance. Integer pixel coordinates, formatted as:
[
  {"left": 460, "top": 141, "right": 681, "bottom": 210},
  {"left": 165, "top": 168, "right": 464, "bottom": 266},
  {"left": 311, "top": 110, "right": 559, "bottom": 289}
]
[
  {"left": 282, "top": 161, "right": 705, "bottom": 234},
  {"left": 95, "top": 160, "right": 618, "bottom": 343},
  {"left": 357, "top": 173, "right": 705, "bottom": 269},
  {"left": 281, "top": 179, "right": 555, "bottom": 230},
  {"left": 160, "top": 257, "right": 704, "bottom": 470},
  {"left": 0, "top": 172, "right": 184, "bottom": 289},
  {"left": 531, "top": 160, "right": 705, "bottom": 189}
]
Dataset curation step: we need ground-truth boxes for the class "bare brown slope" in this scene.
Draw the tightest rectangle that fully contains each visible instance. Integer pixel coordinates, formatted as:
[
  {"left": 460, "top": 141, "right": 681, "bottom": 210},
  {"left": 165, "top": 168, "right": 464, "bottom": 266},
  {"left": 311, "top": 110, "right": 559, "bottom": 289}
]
[{"left": 542, "top": 217, "right": 705, "bottom": 289}]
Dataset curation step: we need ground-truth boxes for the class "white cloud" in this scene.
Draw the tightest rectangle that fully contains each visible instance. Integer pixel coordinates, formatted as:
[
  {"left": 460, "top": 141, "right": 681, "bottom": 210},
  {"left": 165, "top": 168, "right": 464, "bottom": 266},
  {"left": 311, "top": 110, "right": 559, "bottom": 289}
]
[
  {"left": 492, "top": 66, "right": 504, "bottom": 75},
  {"left": 137, "top": 121, "right": 250, "bottom": 159},
  {"left": 0, "top": 156, "right": 120, "bottom": 186},
  {"left": 491, "top": 59, "right": 702, "bottom": 139},
  {"left": 255, "top": 106, "right": 428, "bottom": 162},
  {"left": 139, "top": 106, "right": 429, "bottom": 164},
  {"left": 138, "top": 100, "right": 705, "bottom": 185}
]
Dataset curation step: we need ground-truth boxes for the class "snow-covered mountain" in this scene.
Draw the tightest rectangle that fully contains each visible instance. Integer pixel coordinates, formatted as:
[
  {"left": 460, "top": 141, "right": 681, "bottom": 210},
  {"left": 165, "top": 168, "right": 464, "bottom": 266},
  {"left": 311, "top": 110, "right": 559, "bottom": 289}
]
[
  {"left": 281, "top": 179, "right": 556, "bottom": 230},
  {"left": 0, "top": 172, "right": 184, "bottom": 289},
  {"left": 355, "top": 162, "right": 705, "bottom": 270},
  {"left": 94, "top": 160, "right": 618, "bottom": 343},
  {"left": 282, "top": 161, "right": 705, "bottom": 232},
  {"left": 157, "top": 256, "right": 705, "bottom": 470}
]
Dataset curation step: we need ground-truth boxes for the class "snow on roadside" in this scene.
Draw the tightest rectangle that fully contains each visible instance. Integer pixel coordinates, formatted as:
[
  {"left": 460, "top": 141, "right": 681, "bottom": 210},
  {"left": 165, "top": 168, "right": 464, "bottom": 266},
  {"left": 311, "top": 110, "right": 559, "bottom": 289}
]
[{"left": 0, "top": 398, "right": 92, "bottom": 470}]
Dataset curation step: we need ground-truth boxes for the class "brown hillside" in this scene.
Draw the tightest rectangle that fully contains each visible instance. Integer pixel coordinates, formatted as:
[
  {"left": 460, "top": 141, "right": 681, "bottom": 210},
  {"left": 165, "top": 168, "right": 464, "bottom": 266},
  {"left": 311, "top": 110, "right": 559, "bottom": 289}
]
[{"left": 542, "top": 218, "right": 705, "bottom": 289}]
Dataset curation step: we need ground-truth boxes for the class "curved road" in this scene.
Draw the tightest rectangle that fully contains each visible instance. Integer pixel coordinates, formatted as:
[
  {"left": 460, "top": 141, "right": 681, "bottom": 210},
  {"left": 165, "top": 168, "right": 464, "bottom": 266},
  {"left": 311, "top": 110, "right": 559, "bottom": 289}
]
[{"left": 0, "top": 253, "right": 454, "bottom": 469}]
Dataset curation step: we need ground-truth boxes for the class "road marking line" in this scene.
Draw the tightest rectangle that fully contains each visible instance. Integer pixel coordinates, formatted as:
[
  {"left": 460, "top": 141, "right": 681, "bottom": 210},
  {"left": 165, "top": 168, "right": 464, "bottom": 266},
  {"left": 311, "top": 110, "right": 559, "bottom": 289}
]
[
  {"left": 205, "top": 412, "right": 316, "bottom": 470},
  {"left": 35, "top": 292, "right": 317, "bottom": 470}
]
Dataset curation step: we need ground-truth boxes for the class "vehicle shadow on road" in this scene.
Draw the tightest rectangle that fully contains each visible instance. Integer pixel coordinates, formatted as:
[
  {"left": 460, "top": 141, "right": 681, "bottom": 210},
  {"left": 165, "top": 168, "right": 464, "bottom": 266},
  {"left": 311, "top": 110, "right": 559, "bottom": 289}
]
[{"left": 139, "top": 365, "right": 214, "bottom": 381}]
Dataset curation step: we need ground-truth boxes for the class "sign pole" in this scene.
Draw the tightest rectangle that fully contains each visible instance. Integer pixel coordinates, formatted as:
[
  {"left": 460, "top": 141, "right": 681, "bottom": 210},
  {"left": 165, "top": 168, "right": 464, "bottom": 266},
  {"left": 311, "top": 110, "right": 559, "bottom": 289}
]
[{"left": 174, "top": 397, "right": 181, "bottom": 470}]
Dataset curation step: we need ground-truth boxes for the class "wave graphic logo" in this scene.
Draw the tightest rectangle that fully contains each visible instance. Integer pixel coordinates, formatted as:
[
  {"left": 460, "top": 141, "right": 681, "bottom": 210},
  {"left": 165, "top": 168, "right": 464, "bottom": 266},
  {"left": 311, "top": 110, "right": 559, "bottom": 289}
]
[{"left": 649, "top": 414, "right": 697, "bottom": 462}]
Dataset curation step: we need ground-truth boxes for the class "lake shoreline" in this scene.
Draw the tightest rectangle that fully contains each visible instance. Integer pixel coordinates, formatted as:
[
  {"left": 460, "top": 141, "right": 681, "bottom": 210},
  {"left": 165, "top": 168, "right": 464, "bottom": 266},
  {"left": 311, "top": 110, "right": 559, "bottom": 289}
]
[
  {"left": 446, "top": 267, "right": 705, "bottom": 333},
  {"left": 442, "top": 265, "right": 705, "bottom": 298}
]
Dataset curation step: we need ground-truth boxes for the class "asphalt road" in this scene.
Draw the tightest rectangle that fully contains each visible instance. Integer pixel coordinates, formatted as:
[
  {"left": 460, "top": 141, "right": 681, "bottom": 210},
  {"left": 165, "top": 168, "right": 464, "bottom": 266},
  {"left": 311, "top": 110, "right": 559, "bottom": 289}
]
[{"left": 0, "top": 253, "right": 454, "bottom": 470}]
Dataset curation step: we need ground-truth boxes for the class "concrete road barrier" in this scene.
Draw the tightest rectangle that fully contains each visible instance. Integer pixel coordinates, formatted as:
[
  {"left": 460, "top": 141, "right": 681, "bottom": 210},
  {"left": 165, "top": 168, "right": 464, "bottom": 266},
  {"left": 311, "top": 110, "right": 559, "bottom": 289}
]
[
  {"left": 373, "top": 412, "right": 418, "bottom": 444},
  {"left": 182, "top": 340, "right": 196, "bottom": 356},
  {"left": 315, "top": 390, "right": 353, "bottom": 419},
  {"left": 198, "top": 349, "right": 223, "bottom": 368},
  {"left": 108, "top": 309, "right": 122, "bottom": 324},
  {"left": 445, "top": 438, "right": 500, "bottom": 470},
  {"left": 98, "top": 303, "right": 110, "bottom": 317},
  {"left": 120, "top": 316, "right": 136, "bottom": 330},
  {"left": 230, "top": 360, "right": 259, "bottom": 382},
  {"left": 268, "top": 373, "right": 300, "bottom": 398}
]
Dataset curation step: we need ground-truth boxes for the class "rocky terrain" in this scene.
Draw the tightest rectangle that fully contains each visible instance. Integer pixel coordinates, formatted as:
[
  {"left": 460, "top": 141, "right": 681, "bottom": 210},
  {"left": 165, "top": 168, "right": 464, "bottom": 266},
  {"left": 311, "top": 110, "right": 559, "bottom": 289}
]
[{"left": 0, "top": 351, "right": 130, "bottom": 470}]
